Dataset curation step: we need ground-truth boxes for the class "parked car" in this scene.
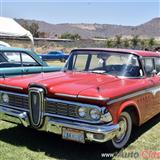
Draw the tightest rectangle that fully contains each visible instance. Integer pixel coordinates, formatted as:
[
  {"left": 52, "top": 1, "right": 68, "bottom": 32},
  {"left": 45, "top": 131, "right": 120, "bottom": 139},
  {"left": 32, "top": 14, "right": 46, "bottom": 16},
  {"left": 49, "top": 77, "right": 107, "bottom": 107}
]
[
  {"left": 39, "top": 50, "right": 69, "bottom": 62},
  {"left": 0, "top": 48, "right": 159, "bottom": 149},
  {"left": 0, "top": 47, "right": 61, "bottom": 77}
]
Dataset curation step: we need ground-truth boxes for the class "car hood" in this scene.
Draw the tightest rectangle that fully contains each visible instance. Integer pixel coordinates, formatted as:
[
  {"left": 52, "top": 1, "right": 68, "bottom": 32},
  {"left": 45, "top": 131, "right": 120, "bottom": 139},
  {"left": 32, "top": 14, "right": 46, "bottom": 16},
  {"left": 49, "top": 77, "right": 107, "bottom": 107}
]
[
  {"left": 0, "top": 71, "right": 149, "bottom": 104},
  {"left": 0, "top": 71, "right": 117, "bottom": 93}
]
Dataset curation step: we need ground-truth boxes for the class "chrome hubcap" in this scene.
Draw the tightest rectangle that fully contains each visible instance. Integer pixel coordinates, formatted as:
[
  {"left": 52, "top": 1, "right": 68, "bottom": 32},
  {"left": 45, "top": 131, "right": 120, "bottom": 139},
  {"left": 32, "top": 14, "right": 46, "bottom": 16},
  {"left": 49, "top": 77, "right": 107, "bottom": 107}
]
[{"left": 114, "top": 117, "right": 127, "bottom": 142}]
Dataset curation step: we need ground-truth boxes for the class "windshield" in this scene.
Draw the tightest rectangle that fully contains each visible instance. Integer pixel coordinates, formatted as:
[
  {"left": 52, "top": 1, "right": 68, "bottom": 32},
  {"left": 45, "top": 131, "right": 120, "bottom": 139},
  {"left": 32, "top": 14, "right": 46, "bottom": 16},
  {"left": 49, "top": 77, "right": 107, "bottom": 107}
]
[{"left": 64, "top": 50, "right": 143, "bottom": 77}]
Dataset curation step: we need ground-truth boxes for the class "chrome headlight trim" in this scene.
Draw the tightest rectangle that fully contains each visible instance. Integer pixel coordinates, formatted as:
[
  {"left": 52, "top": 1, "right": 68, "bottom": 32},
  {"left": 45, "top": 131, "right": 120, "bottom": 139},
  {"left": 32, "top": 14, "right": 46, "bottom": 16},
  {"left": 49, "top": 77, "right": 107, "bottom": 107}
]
[
  {"left": 1, "top": 93, "right": 9, "bottom": 104},
  {"left": 90, "top": 108, "right": 101, "bottom": 120},
  {"left": 78, "top": 107, "right": 87, "bottom": 118},
  {"left": 100, "top": 107, "right": 112, "bottom": 123}
]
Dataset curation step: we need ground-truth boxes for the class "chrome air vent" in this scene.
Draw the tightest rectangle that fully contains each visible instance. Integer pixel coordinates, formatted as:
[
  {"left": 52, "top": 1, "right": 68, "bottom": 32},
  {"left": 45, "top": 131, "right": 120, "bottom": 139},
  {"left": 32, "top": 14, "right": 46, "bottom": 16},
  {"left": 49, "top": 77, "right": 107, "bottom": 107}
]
[{"left": 29, "top": 88, "right": 44, "bottom": 128}]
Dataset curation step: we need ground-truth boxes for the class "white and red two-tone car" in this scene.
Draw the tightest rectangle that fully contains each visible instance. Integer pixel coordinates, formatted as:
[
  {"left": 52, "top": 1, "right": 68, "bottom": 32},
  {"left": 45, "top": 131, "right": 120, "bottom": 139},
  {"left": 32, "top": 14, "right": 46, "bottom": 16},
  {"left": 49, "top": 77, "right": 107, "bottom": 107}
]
[{"left": 0, "top": 48, "right": 159, "bottom": 149}]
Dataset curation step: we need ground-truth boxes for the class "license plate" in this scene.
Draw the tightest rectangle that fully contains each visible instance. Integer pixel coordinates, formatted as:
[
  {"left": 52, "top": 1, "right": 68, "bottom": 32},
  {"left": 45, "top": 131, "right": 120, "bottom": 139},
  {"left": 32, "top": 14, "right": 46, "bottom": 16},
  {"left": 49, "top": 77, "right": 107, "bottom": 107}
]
[{"left": 62, "top": 128, "right": 85, "bottom": 143}]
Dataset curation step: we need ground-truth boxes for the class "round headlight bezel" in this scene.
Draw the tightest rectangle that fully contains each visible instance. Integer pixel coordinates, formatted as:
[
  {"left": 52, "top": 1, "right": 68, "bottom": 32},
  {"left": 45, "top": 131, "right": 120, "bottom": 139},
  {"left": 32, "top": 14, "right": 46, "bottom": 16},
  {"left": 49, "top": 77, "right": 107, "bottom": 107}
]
[
  {"left": 78, "top": 107, "right": 87, "bottom": 118},
  {"left": 90, "top": 108, "right": 101, "bottom": 120},
  {"left": 2, "top": 93, "right": 9, "bottom": 104}
]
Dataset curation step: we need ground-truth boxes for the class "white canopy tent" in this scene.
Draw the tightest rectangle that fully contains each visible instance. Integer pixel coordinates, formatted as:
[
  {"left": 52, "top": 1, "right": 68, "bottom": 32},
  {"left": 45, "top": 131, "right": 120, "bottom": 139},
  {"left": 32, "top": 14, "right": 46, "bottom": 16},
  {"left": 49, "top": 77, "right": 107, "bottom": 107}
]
[{"left": 0, "top": 16, "right": 34, "bottom": 49}]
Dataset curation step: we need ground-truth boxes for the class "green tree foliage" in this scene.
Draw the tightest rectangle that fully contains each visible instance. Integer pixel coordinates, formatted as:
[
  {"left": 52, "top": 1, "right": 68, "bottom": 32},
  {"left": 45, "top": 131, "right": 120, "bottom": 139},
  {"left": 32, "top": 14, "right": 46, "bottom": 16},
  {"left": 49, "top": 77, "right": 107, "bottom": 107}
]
[
  {"left": 131, "top": 35, "right": 140, "bottom": 49},
  {"left": 29, "top": 23, "right": 39, "bottom": 37},
  {"left": 106, "top": 39, "right": 115, "bottom": 48},
  {"left": 105, "top": 36, "right": 158, "bottom": 50},
  {"left": 60, "top": 32, "right": 81, "bottom": 40},
  {"left": 21, "top": 21, "right": 39, "bottom": 37},
  {"left": 115, "top": 35, "right": 122, "bottom": 48},
  {"left": 123, "top": 38, "right": 130, "bottom": 48},
  {"left": 148, "top": 38, "right": 155, "bottom": 49}
]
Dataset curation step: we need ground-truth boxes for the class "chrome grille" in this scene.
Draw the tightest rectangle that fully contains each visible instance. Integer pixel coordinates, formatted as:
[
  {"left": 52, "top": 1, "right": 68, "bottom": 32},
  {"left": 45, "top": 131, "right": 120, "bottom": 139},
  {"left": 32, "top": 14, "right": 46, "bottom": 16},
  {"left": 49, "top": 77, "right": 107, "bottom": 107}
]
[
  {"left": 45, "top": 101, "right": 78, "bottom": 118},
  {"left": 8, "top": 94, "right": 28, "bottom": 109},
  {"left": 29, "top": 88, "right": 44, "bottom": 128}
]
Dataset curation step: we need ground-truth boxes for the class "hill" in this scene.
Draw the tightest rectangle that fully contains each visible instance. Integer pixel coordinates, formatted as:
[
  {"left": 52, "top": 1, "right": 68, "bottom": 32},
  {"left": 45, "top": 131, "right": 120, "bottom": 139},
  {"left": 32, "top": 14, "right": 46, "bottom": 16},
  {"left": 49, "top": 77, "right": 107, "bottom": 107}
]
[{"left": 16, "top": 17, "right": 160, "bottom": 39}]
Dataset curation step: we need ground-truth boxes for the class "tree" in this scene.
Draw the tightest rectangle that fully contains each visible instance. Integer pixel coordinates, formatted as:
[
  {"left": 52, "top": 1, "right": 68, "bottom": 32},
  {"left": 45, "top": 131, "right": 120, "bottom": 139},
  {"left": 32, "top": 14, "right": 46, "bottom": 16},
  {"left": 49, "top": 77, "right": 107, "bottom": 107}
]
[
  {"left": 60, "top": 32, "right": 81, "bottom": 40},
  {"left": 29, "top": 23, "right": 39, "bottom": 37},
  {"left": 131, "top": 35, "right": 140, "bottom": 49},
  {"left": 115, "top": 35, "right": 122, "bottom": 48},
  {"left": 148, "top": 38, "right": 155, "bottom": 50},
  {"left": 123, "top": 38, "right": 130, "bottom": 48},
  {"left": 106, "top": 39, "right": 114, "bottom": 48},
  {"left": 21, "top": 21, "right": 40, "bottom": 37},
  {"left": 140, "top": 39, "right": 147, "bottom": 50}
]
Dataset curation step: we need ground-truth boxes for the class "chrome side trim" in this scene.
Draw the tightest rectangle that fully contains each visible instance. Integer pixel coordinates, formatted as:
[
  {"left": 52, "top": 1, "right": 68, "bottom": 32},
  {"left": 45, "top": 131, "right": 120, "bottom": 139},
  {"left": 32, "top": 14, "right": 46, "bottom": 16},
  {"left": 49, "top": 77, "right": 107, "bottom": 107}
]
[
  {"left": 54, "top": 93, "right": 77, "bottom": 98},
  {"left": 107, "top": 85, "right": 160, "bottom": 105},
  {"left": 107, "top": 90, "right": 145, "bottom": 105},
  {"left": 78, "top": 95, "right": 109, "bottom": 101},
  {"left": 54, "top": 93, "right": 110, "bottom": 101},
  {"left": 0, "top": 84, "right": 23, "bottom": 90}
]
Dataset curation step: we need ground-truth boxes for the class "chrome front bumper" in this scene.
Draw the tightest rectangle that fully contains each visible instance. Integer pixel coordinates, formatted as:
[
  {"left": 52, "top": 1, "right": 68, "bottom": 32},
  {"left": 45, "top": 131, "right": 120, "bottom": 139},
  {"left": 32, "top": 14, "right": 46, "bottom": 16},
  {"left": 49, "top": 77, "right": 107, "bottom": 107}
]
[{"left": 0, "top": 106, "right": 119, "bottom": 143}]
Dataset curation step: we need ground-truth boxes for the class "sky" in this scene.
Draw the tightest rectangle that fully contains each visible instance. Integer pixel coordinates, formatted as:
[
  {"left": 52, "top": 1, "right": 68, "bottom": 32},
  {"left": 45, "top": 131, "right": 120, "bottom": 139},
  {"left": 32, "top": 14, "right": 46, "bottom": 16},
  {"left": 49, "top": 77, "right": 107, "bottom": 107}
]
[{"left": 0, "top": 0, "right": 159, "bottom": 26}]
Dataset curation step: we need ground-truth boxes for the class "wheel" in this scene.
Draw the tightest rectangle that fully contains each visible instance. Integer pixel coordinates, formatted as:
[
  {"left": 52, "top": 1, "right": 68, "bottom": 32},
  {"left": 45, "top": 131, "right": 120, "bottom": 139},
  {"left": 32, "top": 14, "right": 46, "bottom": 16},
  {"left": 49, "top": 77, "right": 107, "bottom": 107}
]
[{"left": 111, "top": 111, "right": 132, "bottom": 149}]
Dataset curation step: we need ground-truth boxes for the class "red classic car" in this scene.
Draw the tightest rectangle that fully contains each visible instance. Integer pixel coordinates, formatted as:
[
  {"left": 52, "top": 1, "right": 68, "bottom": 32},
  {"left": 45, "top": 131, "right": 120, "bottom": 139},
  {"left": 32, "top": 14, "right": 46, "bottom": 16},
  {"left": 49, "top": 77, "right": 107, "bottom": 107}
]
[{"left": 0, "top": 48, "right": 159, "bottom": 149}]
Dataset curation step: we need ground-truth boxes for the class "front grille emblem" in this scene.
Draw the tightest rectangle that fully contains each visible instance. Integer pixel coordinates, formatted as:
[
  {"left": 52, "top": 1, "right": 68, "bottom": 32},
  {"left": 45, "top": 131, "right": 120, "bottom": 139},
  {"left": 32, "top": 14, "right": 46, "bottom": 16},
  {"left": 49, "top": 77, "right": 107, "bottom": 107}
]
[
  {"left": 29, "top": 88, "right": 44, "bottom": 128},
  {"left": 33, "top": 94, "right": 37, "bottom": 105}
]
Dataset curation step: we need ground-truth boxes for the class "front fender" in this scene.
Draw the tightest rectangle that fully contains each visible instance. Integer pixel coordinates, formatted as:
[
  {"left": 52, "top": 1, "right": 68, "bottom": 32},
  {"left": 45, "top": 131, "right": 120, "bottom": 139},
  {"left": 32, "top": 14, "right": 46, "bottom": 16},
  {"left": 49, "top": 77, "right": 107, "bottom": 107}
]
[{"left": 115, "top": 100, "right": 141, "bottom": 125}]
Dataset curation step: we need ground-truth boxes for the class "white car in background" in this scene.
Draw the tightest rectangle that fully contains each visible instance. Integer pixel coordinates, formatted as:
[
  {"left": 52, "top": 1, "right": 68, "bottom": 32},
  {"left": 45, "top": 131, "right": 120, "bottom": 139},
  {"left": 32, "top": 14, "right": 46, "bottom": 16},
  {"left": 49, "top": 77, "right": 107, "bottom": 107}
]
[{"left": 0, "top": 41, "right": 11, "bottom": 47}]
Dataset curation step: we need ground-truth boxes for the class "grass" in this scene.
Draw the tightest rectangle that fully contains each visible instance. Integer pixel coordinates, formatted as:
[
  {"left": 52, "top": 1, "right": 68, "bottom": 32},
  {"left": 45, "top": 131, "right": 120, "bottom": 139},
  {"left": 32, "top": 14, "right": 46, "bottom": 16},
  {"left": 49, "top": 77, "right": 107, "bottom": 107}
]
[
  {"left": 0, "top": 60, "right": 160, "bottom": 160},
  {"left": 0, "top": 114, "right": 159, "bottom": 160}
]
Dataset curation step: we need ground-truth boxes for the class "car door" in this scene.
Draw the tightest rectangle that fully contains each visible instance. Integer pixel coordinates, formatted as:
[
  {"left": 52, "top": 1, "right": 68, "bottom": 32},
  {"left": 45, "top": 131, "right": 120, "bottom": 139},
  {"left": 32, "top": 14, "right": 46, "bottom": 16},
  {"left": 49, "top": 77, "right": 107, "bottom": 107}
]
[
  {"left": 153, "top": 57, "right": 160, "bottom": 114},
  {"left": 143, "top": 57, "right": 160, "bottom": 118},
  {"left": 21, "top": 52, "right": 42, "bottom": 73},
  {"left": 0, "top": 51, "right": 23, "bottom": 77}
]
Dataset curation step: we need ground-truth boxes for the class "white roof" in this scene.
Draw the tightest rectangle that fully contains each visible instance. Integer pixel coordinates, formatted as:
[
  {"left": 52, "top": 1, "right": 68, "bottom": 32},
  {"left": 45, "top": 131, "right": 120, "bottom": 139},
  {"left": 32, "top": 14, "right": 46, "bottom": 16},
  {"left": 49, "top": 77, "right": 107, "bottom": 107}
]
[
  {"left": 0, "top": 41, "right": 11, "bottom": 47},
  {"left": 0, "top": 17, "right": 34, "bottom": 48}
]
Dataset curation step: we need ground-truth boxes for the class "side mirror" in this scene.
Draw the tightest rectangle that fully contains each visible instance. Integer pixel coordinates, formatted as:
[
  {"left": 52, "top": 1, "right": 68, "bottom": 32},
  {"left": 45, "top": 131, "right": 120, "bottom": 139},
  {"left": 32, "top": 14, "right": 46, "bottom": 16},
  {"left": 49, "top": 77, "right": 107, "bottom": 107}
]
[{"left": 151, "top": 70, "right": 157, "bottom": 77}]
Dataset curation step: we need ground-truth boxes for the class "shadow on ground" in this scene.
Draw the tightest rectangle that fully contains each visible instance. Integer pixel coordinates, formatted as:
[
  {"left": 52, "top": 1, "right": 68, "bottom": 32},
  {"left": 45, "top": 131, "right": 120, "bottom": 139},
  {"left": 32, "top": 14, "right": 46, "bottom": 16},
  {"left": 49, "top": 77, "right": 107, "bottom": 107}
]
[{"left": 0, "top": 113, "right": 159, "bottom": 160}]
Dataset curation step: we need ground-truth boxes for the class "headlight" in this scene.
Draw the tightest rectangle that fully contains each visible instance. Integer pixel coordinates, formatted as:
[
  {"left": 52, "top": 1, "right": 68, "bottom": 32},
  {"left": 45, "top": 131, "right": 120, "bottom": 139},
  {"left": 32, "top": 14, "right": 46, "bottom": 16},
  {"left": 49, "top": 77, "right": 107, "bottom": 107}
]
[
  {"left": 90, "top": 108, "right": 101, "bottom": 120},
  {"left": 2, "top": 93, "right": 9, "bottom": 103},
  {"left": 78, "top": 107, "right": 87, "bottom": 118}
]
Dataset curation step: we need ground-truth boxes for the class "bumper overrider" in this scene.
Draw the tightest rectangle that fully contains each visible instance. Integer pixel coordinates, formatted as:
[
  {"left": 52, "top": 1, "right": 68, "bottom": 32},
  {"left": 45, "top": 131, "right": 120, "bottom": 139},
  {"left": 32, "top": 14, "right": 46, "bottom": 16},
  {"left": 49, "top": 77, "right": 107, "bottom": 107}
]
[{"left": 0, "top": 88, "right": 119, "bottom": 143}]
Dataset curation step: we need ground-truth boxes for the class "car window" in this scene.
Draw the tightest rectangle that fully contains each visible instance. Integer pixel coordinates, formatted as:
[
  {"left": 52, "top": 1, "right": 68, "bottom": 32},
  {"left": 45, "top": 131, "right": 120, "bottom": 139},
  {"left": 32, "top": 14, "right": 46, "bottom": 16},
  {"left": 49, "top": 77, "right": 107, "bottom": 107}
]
[
  {"left": 155, "top": 58, "right": 160, "bottom": 74},
  {"left": 72, "top": 54, "right": 88, "bottom": 71},
  {"left": 66, "top": 51, "right": 142, "bottom": 77},
  {"left": 3, "top": 51, "right": 40, "bottom": 67},
  {"left": 0, "top": 53, "right": 8, "bottom": 62},
  {"left": 4, "top": 52, "right": 21, "bottom": 63},
  {"left": 49, "top": 52, "right": 58, "bottom": 54},
  {"left": 21, "top": 52, "right": 39, "bottom": 66},
  {"left": 143, "top": 58, "right": 155, "bottom": 76},
  {"left": 89, "top": 54, "right": 103, "bottom": 69}
]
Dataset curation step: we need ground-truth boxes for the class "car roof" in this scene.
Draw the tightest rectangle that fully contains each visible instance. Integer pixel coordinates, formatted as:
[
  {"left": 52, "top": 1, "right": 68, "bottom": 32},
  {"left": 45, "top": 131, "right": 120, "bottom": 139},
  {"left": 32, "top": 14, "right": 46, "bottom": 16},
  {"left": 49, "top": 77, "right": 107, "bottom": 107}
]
[
  {"left": 0, "top": 47, "right": 31, "bottom": 52},
  {"left": 72, "top": 48, "right": 160, "bottom": 57}
]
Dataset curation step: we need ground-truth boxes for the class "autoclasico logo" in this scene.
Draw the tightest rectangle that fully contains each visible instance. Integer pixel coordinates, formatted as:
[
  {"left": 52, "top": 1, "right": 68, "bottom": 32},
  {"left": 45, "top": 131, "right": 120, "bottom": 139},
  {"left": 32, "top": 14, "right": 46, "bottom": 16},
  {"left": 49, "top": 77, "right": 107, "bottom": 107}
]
[{"left": 101, "top": 150, "right": 160, "bottom": 159}]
